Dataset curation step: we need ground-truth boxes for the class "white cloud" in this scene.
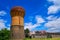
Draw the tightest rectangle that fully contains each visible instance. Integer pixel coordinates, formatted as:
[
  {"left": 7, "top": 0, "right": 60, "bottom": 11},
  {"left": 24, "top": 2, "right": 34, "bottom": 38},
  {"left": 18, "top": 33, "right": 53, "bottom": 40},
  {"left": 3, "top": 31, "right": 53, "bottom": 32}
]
[
  {"left": 0, "top": 11, "right": 7, "bottom": 16},
  {"left": 48, "top": 0, "right": 60, "bottom": 5},
  {"left": 45, "top": 17, "right": 60, "bottom": 32},
  {"left": 36, "top": 15, "right": 45, "bottom": 23},
  {"left": 47, "top": 0, "right": 60, "bottom": 32},
  {"left": 47, "top": 15, "right": 57, "bottom": 21},
  {"left": 47, "top": 28, "right": 60, "bottom": 32},
  {"left": 48, "top": 5, "right": 60, "bottom": 14},
  {"left": 0, "top": 19, "right": 7, "bottom": 30},
  {"left": 24, "top": 22, "right": 40, "bottom": 31},
  {"left": 24, "top": 15, "right": 45, "bottom": 31},
  {"left": 45, "top": 17, "right": 60, "bottom": 28},
  {"left": 48, "top": 0, "right": 60, "bottom": 14}
]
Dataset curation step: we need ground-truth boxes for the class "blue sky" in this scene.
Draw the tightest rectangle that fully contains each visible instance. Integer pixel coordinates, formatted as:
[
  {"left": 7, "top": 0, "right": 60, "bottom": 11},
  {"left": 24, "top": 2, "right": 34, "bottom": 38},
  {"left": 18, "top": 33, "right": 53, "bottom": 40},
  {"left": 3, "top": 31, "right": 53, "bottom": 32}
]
[{"left": 0, "top": 0, "right": 60, "bottom": 32}]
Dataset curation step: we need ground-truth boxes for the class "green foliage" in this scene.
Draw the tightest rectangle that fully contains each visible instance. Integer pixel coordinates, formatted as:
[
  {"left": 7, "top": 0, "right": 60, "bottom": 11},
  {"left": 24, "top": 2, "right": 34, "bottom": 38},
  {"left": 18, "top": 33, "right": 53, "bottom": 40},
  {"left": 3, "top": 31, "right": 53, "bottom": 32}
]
[
  {"left": 24, "top": 28, "right": 30, "bottom": 33},
  {"left": 0, "top": 28, "right": 10, "bottom": 40},
  {"left": 24, "top": 28, "right": 30, "bottom": 38}
]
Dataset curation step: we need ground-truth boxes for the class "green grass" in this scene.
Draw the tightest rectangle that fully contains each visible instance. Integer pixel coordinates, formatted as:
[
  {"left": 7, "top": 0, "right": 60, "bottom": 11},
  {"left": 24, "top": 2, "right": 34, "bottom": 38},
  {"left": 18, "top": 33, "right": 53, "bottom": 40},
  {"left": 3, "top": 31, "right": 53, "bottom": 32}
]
[{"left": 24, "top": 38, "right": 60, "bottom": 40}]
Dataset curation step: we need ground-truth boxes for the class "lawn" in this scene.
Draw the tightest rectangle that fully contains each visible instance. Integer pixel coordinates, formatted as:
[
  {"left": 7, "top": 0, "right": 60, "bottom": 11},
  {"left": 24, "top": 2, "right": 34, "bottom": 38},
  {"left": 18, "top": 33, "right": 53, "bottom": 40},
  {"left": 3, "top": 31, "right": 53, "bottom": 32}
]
[{"left": 24, "top": 38, "right": 60, "bottom": 40}]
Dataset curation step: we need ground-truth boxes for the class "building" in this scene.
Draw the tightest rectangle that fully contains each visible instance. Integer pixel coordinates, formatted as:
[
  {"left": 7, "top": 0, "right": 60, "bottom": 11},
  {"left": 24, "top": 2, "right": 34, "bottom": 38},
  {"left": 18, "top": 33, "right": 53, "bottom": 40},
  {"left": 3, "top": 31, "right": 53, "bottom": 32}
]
[
  {"left": 29, "top": 31, "right": 60, "bottom": 38},
  {"left": 47, "top": 32, "right": 60, "bottom": 38},
  {"left": 10, "top": 6, "right": 25, "bottom": 40}
]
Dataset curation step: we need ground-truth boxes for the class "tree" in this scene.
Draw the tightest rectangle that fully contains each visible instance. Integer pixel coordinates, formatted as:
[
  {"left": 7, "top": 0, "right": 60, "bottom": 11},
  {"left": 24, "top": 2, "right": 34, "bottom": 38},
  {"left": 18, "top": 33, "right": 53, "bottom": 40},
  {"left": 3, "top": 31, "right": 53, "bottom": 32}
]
[
  {"left": 0, "top": 28, "right": 10, "bottom": 40},
  {"left": 24, "top": 28, "right": 30, "bottom": 38},
  {"left": 25, "top": 28, "right": 30, "bottom": 33}
]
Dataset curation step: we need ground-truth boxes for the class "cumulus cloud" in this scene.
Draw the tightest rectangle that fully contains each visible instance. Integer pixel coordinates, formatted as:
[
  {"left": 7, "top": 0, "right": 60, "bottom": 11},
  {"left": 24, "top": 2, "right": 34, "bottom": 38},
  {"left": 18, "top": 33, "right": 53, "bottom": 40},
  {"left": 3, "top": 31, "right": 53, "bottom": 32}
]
[
  {"left": 48, "top": 6, "right": 60, "bottom": 14},
  {"left": 47, "top": 15, "right": 57, "bottom": 21},
  {"left": 36, "top": 15, "right": 45, "bottom": 24},
  {"left": 48, "top": 0, "right": 60, "bottom": 14},
  {"left": 45, "top": 17, "right": 60, "bottom": 32},
  {"left": 48, "top": 0, "right": 60, "bottom": 5},
  {"left": 24, "top": 22, "right": 40, "bottom": 31},
  {"left": 47, "top": 28, "right": 60, "bottom": 32},
  {"left": 24, "top": 15, "right": 45, "bottom": 31},
  {"left": 0, "top": 19, "right": 7, "bottom": 30},
  {"left": 0, "top": 11, "right": 7, "bottom": 16}
]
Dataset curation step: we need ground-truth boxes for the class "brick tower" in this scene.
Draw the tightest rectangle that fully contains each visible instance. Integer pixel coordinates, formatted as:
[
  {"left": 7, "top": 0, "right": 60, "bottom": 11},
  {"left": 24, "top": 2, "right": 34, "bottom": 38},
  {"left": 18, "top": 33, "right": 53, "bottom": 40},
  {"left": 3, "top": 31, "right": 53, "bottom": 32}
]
[{"left": 10, "top": 6, "right": 25, "bottom": 40}]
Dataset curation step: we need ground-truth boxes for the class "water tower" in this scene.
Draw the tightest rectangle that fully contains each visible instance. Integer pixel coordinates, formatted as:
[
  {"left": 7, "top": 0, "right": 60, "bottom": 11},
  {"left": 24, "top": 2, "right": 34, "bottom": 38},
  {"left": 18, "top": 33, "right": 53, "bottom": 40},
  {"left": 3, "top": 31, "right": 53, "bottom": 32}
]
[{"left": 10, "top": 6, "right": 25, "bottom": 40}]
